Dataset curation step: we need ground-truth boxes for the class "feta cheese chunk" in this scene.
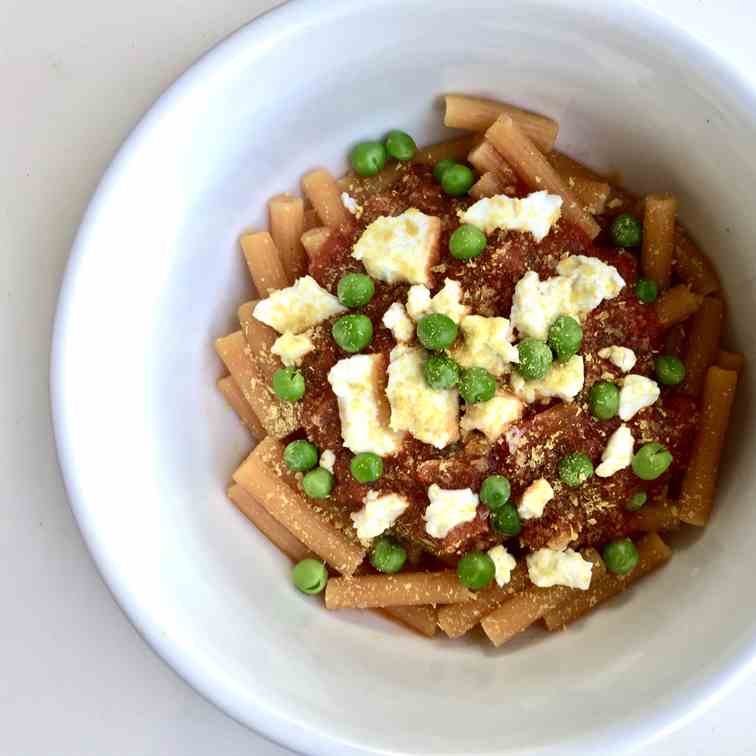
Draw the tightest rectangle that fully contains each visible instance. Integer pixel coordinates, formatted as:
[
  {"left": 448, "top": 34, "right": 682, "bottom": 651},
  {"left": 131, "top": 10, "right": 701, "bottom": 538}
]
[
  {"left": 319, "top": 449, "right": 336, "bottom": 474},
  {"left": 424, "top": 484, "right": 478, "bottom": 539},
  {"left": 460, "top": 389, "right": 524, "bottom": 442},
  {"left": 510, "top": 256, "right": 625, "bottom": 340},
  {"left": 598, "top": 345, "right": 637, "bottom": 373},
  {"left": 386, "top": 346, "right": 459, "bottom": 449},
  {"left": 382, "top": 302, "right": 414, "bottom": 343},
  {"left": 451, "top": 315, "right": 519, "bottom": 377},
  {"left": 327, "top": 354, "right": 404, "bottom": 456},
  {"left": 527, "top": 548, "right": 593, "bottom": 590},
  {"left": 352, "top": 208, "right": 440, "bottom": 285},
  {"left": 510, "top": 355, "right": 584, "bottom": 404},
  {"left": 618, "top": 374, "right": 661, "bottom": 421},
  {"left": 595, "top": 424, "right": 635, "bottom": 478},
  {"left": 517, "top": 478, "right": 554, "bottom": 520},
  {"left": 271, "top": 331, "right": 314, "bottom": 367},
  {"left": 460, "top": 190, "right": 563, "bottom": 241},
  {"left": 351, "top": 490, "right": 410, "bottom": 542},
  {"left": 340, "top": 192, "right": 362, "bottom": 218},
  {"left": 253, "top": 275, "right": 346, "bottom": 334},
  {"left": 488, "top": 545, "right": 517, "bottom": 587},
  {"left": 406, "top": 278, "right": 469, "bottom": 324}
]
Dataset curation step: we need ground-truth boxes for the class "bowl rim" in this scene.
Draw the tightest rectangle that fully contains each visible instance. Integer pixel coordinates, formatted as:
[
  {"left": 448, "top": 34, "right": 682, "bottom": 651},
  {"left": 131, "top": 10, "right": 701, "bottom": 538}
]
[{"left": 50, "top": 1, "right": 756, "bottom": 754}]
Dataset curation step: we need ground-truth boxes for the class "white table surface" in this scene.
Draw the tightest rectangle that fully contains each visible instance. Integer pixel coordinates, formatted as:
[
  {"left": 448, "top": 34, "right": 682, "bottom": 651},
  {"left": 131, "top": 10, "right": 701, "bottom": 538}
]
[{"left": 3, "top": 1, "right": 755, "bottom": 754}]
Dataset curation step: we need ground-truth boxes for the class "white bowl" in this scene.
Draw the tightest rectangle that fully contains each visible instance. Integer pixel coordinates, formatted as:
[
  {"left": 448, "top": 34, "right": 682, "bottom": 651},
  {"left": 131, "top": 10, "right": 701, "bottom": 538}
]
[{"left": 51, "top": 1, "right": 756, "bottom": 754}]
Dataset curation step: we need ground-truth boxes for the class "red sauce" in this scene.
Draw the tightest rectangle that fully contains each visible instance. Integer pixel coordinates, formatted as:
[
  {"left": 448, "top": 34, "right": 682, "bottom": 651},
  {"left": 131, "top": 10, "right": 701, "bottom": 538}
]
[{"left": 297, "top": 164, "right": 697, "bottom": 558}]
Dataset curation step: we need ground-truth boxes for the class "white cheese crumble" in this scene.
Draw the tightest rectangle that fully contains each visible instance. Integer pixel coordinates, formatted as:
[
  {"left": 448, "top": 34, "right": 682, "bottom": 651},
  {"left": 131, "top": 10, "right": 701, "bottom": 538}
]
[
  {"left": 350, "top": 490, "right": 410, "bottom": 542},
  {"left": 510, "top": 255, "right": 625, "bottom": 340},
  {"left": 406, "top": 278, "right": 469, "bottom": 324},
  {"left": 253, "top": 275, "right": 347, "bottom": 334},
  {"left": 595, "top": 424, "right": 635, "bottom": 478},
  {"left": 424, "top": 484, "right": 478, "bottom": 539},
  {"left": 352, "top": 208, "right": 440, "bottom": 285},
  {"left": 270, "top": 331, "right": 315, "bottom": 367},
  {"left": 382, "top": 302, "right": 414, "bottom": 343},
  {"left": 510, "top": 355, "right": 585, "bottom": 404},
  {"left": 459, "top": 190, "right": 563, "bottom": 241},
  {"left": 618, "top": 374, "right": 661, "bottom": 421},
  {"left": 517, "top": 478, "right": 554, "bottom": 520},
  {"left": 327, "top": 354, "right": 404, "bottom": 456},
  {"left": 488, "top": 545, "right": 518, "bottom": 587},
  {"left": 526, "top": 548, "right": 593, "bottom": 590},
  {"left": 340, "top": 191, "right": 363, "bottom": 218},
  {"left": 451, "top": 315, "right": 519, "bottom": 377},
  {"left": 598, "top": 345, "right": 637, "bottom": 373},
  {"left": 319, "top": 449, "right": 336, "bottom": 474},
  {"left": 386, "top": 345, "right": 460, "bottom": 449},
  {"left": 459, "top": 390, "right": 524, "bottom": 442}
]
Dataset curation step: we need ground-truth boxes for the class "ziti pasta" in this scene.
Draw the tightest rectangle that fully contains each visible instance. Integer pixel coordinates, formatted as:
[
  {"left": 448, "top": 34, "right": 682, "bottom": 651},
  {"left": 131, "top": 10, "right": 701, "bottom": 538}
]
[{"left": 216, "top": 95, "right": 741, "bottom": 647}]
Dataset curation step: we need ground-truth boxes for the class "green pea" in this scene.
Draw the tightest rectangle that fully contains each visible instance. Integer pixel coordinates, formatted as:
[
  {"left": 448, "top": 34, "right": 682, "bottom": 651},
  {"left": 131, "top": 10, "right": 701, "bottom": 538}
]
[
  {"left": 283, "top": 439, "right": 319, "bottom": 472},
  {"left": 625, "top": 491, "right": 648, "bottom": 512},
  {"left": 337, "top": 273, "right": 375, "bottom": 308},
  {"left": 589, "top": 381, "right": 620, "bottom": 420},
  {"left": 610, "top": 213, "right": 643, "bottom": 248},
  {"left": 458, "top": 367, "right": 496, "bottom": 404},
  {"left": 350, "top": 141, "right": 387, "bottom": 177},
  {"left": 491, "top": 503, "right": 522, "bottom": 536},
  {"left": 423, "top": 354, "right": 460, "bottom": 390},
  {"left": 479, "top": 475, "right": 511, "bottom": 510},
  {"left": 559, "top": 452, "right": 594, "bottom": 487},
  {"left": 441, "top": 163, "right": 475, "bottom": 197},
  {"left": 272, "top": 367, "right": 305, "bottom": 402},
  {"left": 457, "top": 551, "right": 495, "bottom": 590},
  {"left": 350, "top": 452, "right": 383, "bottom": 483},
  {"left": 449, "top": 224, "right": 487, "bottom": 260},
  {"left": 332, "top": 314, "right": 373, "bottom": 353},
  {"left": 603, "top": 538, "right": 640, "bottom": 575},
  {"left": 516, "top": 338, "right": 553, "bottom": 380},
  {"left": 384, "top": 130, "right": 416, "bottom": 161},
  {"left": 369, "top": 536, "right": 407, "bottom": 574},
  {"left": 655, "top": 355, "right": 686, "bottom": 386},
  {"left": 302, "top": 467, "right": 334, "bottom": 499},
  {"left": 433, "top": 159, "right": 456, "bottom": 182},
  {"left": 292, "top": 558, "right": 328, "bottom": 594},
  {"left": 416, "top": 313, "right": 458, "bottom": 351},
  {"left": 632, "top": 442, "right": 673, "bottom": 481},
  {"left": 635, "top": 277, "right": 658, "bottom": 304},
  {"left": 548, "top": 315, "right": 583, "bottom": 362}
]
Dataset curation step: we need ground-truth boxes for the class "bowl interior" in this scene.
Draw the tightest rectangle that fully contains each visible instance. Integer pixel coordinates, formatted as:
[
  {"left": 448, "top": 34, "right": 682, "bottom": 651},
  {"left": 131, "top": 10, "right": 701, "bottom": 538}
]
[{"left": 52, "top": 1, "right": 756, "bottom": 754}]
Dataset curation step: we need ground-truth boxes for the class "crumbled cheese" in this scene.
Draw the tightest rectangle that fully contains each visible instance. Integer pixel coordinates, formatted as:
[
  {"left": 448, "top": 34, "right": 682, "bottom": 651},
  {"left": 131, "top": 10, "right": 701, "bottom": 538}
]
[
  {"left": 517, "top": 478, "right": 554, "bottom": 520},
  {"left": 352, "top": 209, "right": 440, "bottom": 285},
  {"left": 253, "top": 276, "right": 346, "bottom": 334},
  {"left": 424, "top": 484, "right": 478, "bottom": 538},
  {"left": 595, "top": 424, "right": 635, "bottom": 478},
  {"left": 460, "top": 190, "right": 563, "bottom": 241},
  {"left": 510, "top": 256, "right": 625, "bottom": 340},
  {"left": 618, "top": 374, "right": 661, "bottom": 421},
  {"left": 386, "top": 345, "right": 459, "bottom": 449},
  {"left": 350, "top": 490, "right": 410, "bottom": 542},
  {"left": 510, "top": 355, "right": 584, "bottom": 404},
  {"left": 607, "top": 197, "right": 623, "bottom": 209},
  {"left": 451, "top": 315, "right": 519, "bottom": 377},
  {"left": 271, "top": 331, "right": 314, "bottom": 366},
  {"left": 382, "top": 302, "right": 414, "bottom": 343},
  {"left": 406, "top": 278, "right": 469, "bottom": 324},
  {"left": 527, "top": 548, "right": 593, "bottom": 590},
  {"left": 340, "top": 192, "right": 363, "bottom": 218},
  {"left": 488, "top": 545, "right": 517, "bottom": 587},
  {"left": 598, "top": 345, "right": 637, "bottom": 373},
  {"left": 319, "top": 449, "right": 336, "bottom": 474},
  {"left": 459, "top": 390, "right": 524, "bottom": 442},
  {"left": 327, "top": 354, "right": 404, "bottom": 456}
]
